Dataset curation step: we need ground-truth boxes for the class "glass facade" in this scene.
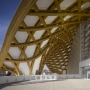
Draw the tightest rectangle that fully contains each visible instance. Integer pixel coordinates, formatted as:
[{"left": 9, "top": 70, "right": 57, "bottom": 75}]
[{"left": 82, "top": 66, "right": 90, "bottom": 79}]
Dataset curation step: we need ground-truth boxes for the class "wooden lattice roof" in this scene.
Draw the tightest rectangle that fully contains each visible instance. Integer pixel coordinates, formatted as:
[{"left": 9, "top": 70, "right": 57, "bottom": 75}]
[{"left": 0, "top": 0, "right": 90, "bottom": 75}]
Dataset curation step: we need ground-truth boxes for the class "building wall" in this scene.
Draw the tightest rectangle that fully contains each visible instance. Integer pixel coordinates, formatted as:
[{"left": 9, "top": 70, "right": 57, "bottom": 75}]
[{"left": 67, "top": 28, "right": 80, "bottom": 74}]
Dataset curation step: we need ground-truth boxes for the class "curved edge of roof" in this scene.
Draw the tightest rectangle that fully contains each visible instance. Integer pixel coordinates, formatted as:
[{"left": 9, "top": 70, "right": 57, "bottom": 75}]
[{"left": 0, "top": 0, "right": 37, "bottom": 68}]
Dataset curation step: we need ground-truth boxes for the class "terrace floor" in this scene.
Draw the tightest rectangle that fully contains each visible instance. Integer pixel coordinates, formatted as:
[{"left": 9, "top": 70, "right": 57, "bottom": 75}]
[{"left": 0, "top": 79, "right": 90, "bottom": 90}]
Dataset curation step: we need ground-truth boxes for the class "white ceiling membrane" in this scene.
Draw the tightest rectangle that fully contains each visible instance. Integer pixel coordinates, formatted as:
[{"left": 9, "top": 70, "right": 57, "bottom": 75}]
[
  {"left": 32, "top": 55, "right": 42, "bottom": 75},
  {"left": 34, "top": 30, "right": 45, "bottom": 40},
  {"left": 8, "top": 47, "right": 21, "bottom": 59},
  {"left": 81, "top": 2, "right": 90, "bottom": 10},
  {"left": 64, "top": 16, "right": 72, "bottom": 21},
  {"left": 4, "top": 62, "right": 14, "bottom": 69},
  {"left": 36, "top": 0, "right": 54, "bottom": 10},
  {"left": 60, "top": 0, "right": 76, "bottom": 10},
  {"left": 19, "top": 62, "right": 30, "bottom": 75},
  {"left": 24, "top": 15, "right": 39, "bottom": 26},
  {"left": 25, "top": 45, "right": 36, "bottom": 58},
  {"left": 45, "top": 16, "right": 57, "bottom": 24},
  {"left": 41, "top": 39, "right": 49, "bottom": 48},
  {"left": 15, "top": 31, "right": 28, "bottom": 43},
  {"left": 51, "top": 27, "right": 58, "bottom": 33}
]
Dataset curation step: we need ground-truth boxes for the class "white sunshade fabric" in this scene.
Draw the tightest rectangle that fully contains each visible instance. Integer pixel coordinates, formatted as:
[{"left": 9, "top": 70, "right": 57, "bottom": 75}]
[
  {"left": 34, "top": 30, "right": 45, "bottom": 40},
  {"left": 8, "top": 47, "right": 21, "bottom": 59},
  {"left": 60, "top": 0, "right": 76, "bottom": 10},
  {"left": 36, "top": 0, "right": 54, "bottom": 10},
  {"left": 24, "top": 15, "right": 39, "bottom": 26},
  {"left": 25, "top": 45, "right": 36, "bottom": 58},
  {"left": 45, "top": 16, "right": 57, "bottom": 24},
  {"left": 15, "top": 31, "right": 28, "bottom": 43},
  {"left": 4, "top": 62, "right": 14, "bottom": 69}
]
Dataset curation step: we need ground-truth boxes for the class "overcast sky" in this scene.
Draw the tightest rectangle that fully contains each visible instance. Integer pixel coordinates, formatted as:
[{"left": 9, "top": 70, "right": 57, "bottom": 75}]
[{"left": 0, "top": 0, "right": 21, "bottom": 47}]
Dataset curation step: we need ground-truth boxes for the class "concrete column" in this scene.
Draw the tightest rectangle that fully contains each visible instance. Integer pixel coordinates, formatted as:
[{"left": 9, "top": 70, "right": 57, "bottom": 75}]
[{"left": 67, "top": 28, "right": 80, "bottom": 74}]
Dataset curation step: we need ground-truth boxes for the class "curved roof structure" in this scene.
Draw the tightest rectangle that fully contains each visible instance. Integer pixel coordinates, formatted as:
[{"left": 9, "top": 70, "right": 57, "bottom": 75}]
[{"left": 0, "top": 0, "right": 90, "bottom": 75}]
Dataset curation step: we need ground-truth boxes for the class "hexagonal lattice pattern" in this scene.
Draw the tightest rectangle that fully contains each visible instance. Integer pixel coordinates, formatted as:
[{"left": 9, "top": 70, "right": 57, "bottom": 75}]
[
  {"left": 0, "top": 0, "right": 90, "bottom": 75},
  {"left": 46, "top": 42, "right": 69, "bottom": 74}
]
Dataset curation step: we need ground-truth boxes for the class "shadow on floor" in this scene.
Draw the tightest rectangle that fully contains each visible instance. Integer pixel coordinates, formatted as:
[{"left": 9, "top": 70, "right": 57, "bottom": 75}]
[{"left": 0, "top": 79, "right": 67, "bottom": 89}]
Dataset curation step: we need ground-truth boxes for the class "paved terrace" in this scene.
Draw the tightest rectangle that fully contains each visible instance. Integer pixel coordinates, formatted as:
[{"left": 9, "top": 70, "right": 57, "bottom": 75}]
[{"left": 0, "top": 79, "right": 90, "bottom": 90}]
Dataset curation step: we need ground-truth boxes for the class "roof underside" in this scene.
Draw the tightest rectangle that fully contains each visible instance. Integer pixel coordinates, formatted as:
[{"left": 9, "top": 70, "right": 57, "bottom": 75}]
[{"left": 0, "top": 0, "right": 90, "bottom": 75}]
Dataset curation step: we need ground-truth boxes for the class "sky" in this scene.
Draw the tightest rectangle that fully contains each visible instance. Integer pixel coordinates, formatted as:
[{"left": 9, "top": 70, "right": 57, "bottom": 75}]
[
  {"left": 0, "top": 0, "right": 21, "bottom": 48},
  {"left": 0, "top": 0, "right": 49, "bottom": 70}
]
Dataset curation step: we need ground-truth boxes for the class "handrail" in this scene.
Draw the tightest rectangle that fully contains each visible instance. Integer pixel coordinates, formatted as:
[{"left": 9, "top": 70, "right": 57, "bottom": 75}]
[{"left": 0, "top": 74, "right": 81, "bottom": 84}]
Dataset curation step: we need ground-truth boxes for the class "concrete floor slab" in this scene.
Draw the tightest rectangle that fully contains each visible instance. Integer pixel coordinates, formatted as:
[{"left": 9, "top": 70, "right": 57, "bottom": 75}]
[{"left": 0, "top": 79, "right": 90, "bottom": 90}]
